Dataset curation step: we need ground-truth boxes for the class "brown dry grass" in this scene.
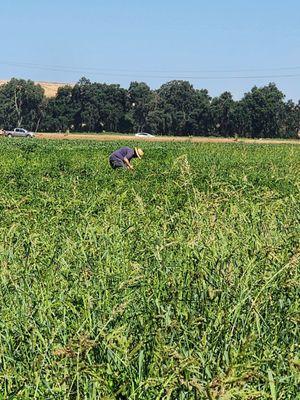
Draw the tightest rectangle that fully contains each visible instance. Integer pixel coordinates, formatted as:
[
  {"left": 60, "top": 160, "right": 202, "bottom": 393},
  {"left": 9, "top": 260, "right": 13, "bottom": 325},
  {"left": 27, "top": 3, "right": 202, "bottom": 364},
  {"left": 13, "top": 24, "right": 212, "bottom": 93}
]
[{"left": 0, "top": 80, "right": 72, "bottom": 97}]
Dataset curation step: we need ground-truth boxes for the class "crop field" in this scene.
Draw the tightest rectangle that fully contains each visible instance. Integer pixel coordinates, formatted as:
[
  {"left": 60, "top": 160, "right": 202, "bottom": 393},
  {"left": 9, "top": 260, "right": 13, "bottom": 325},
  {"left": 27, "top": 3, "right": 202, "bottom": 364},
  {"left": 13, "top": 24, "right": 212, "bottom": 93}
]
[{"left": 0, "top": 138, "right": 299, "bottom": 399}]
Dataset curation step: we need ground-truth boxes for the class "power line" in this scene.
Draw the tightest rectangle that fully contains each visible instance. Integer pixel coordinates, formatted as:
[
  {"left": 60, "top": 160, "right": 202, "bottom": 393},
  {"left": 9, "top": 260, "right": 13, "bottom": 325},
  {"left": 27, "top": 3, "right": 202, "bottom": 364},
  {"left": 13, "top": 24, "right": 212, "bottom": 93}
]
[
  {"left": 1, "top": 60, "right": 300, "bottom": 80},
  {"left": 1, "top": 60, "right": 300, "bottom": 73}
]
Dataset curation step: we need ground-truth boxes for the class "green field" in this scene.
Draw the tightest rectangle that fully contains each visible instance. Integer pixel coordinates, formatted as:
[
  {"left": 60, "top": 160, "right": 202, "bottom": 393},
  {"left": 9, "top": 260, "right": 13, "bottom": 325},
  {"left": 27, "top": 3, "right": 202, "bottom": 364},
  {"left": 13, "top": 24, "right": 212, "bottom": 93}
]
[{"left": 0, "top": 139, "right": 299, "bottom": 399}]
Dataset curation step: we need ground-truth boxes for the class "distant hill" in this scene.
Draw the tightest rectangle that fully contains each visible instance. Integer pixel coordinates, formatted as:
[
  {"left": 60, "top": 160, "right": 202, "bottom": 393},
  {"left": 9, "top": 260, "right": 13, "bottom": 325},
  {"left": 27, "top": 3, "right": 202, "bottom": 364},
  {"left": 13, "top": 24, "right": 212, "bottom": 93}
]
[{"left": 0, "top": 80, "right": 73, "bottom": 97}]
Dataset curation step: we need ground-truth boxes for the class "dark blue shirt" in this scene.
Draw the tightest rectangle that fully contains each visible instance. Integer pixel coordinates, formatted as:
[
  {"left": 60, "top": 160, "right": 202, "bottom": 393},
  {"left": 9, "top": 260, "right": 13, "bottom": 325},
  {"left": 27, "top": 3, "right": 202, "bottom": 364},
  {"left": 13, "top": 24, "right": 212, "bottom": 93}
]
[{"left": 110, "top": 147, "right": 135, "bottom": 161}]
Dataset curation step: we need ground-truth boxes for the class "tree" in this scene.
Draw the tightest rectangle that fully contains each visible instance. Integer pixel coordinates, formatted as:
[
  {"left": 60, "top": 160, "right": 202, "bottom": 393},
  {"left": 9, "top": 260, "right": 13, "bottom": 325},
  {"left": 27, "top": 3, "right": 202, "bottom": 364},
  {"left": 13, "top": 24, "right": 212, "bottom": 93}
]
[
  {"left": 156, "top": 80, "right": 206, "bottom": 135},
  {"left": 0, "top": 76, "right": 298, "bottom": 138},
  {"left": 72, "top": 78, "right": 127, "bottom": 132},
  {"left": 186, "top": 89, "right": 212, "bottom": 135},
  {"left": 41, "top": 86, "right": 74, "bottom": 132},
  {"left": 146, "top": 109, "right": 170, "bottom": 134},
  {"left": 211, "top": 92, "right": 235, "bottom": 136},
  {"left": 0, "top": 78, "right": 45, "bottom": 131},
  {"left": 127, "top": 82, "right": 154, "bottom": 132},
  {"left": 72, "top": 78, "right": 101, "bottom": 132},
  {"left": 237, "top": 83, "right": 286, "bottom": 138},
  {"left": 282, "top": 100, "right": 300, "bottom": 138}
]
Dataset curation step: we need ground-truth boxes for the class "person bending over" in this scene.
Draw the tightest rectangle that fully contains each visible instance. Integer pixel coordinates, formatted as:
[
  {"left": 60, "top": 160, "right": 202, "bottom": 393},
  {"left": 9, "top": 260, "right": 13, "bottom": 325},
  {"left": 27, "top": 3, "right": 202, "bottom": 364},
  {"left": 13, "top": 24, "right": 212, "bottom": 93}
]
[{"left": 109, "top": 147, "right": 144, "bottom": 170}]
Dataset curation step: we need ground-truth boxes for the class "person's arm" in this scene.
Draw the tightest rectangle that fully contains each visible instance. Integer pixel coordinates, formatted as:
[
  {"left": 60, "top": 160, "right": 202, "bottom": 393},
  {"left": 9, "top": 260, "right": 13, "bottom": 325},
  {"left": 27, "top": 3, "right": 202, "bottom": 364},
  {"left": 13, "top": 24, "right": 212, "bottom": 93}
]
[{"left": 123, "top": 157, "right": 134, "bottom": 170}]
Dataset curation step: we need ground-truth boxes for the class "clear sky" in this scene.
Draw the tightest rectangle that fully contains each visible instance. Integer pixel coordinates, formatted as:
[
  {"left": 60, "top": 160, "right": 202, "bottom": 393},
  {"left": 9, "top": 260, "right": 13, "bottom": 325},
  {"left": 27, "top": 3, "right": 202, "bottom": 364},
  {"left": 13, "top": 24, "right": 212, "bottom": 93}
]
[{"left": 0, "top": 0, "right": 299, "bottom": 100}]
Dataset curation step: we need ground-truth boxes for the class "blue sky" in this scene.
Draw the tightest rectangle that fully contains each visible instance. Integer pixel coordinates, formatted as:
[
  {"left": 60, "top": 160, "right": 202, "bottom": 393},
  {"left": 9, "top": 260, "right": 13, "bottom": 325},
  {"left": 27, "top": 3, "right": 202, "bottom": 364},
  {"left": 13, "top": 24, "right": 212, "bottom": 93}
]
[{"left": 0, "top": 0, "right": 299, "bottom": 100}]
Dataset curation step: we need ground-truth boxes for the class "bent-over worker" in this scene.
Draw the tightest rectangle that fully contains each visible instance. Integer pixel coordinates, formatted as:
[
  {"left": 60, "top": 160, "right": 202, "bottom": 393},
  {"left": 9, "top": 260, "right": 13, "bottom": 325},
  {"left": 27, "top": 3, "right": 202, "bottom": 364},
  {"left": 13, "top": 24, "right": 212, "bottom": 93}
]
[{"left": 109, "top": 147, "right": 144, "bottom": 170}]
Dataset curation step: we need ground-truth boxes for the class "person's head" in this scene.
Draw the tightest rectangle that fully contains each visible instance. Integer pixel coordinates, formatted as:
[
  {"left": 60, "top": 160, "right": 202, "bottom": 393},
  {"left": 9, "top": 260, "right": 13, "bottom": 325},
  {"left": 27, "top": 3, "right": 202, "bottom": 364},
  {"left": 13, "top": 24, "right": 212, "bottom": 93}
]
[{"left": 134, "top": 147, "right": 144, "bottom": 159}]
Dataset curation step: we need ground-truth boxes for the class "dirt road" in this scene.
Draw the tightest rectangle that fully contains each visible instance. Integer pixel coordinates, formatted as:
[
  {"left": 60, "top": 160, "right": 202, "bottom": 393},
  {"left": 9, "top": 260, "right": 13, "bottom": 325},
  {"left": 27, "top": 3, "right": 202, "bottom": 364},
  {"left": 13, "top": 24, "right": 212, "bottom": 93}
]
[{"left": 35, "top": 133, "right": 300, "bottom": 145}]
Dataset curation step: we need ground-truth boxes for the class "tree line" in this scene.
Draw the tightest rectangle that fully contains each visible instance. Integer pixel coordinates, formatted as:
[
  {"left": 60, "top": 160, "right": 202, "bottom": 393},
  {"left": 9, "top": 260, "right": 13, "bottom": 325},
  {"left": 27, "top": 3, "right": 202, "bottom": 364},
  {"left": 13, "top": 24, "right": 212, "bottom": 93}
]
[{"left": 0, "top": 77, "right": 299, "bottom": 138}]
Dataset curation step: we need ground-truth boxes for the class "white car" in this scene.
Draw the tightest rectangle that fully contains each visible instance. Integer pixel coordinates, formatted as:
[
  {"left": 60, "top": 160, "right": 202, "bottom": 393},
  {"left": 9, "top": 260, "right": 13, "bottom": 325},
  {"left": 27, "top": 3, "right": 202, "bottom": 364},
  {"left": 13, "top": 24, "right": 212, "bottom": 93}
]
[
  {"left": 4, "top": 128, "right": 35, "bottom": 138},
  {"left": 135, "top": 132, "right": 155, "bottom": 138}
]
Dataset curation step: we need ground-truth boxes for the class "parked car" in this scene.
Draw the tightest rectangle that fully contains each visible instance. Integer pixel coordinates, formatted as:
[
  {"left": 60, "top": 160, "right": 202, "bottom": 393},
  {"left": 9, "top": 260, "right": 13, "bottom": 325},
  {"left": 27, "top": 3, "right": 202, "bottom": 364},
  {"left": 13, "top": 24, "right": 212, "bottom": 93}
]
[
  {"left": 4, "top": 128, "right": 35, "bottom": 138},
  {"left": 135, "top": 132, "right": 155, "bottom": 138}
]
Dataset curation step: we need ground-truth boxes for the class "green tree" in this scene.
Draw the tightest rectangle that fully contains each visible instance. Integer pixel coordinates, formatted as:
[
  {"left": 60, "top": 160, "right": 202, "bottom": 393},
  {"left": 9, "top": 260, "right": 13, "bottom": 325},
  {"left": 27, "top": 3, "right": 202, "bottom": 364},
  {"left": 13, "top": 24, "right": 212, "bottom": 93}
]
[
  {"left": 156, "top": 81, "right": 211, "bottom": 135},
  {"left": 127, "top": 82, "right": 154, "bottom": 132},
  {"left": 41, "top": 86, "right": 74, "bottom": 132},
  {"left": 211, "top": 91, "right": 235, "bottom": 136},
  {"left": 282, "top": 100, "right": 300, "bottom": 138},
  {"left": 72, "top": 78, "right": 127, "bottom": 132},
  {"left": 186, "top": 89, "right": 212, "bottom": 135},
  {"left": 237, "top": 83, "right": 286, "bottom": 138},
  {"left": 0, "top": 78, "right": 45, "bottom": 131}
]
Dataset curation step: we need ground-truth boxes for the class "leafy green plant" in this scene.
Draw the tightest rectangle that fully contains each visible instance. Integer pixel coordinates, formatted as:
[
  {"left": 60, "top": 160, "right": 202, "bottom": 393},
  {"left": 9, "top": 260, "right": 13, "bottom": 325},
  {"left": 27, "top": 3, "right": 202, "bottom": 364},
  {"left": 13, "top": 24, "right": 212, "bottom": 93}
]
[{"left": 0, "top": 138, "right": 299, "bottom": 399}]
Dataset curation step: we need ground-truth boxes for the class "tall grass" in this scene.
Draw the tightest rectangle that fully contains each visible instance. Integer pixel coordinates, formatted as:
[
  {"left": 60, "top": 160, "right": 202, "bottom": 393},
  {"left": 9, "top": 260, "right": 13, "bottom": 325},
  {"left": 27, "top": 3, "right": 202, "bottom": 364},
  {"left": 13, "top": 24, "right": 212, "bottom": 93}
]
[{"left": 0, "top": 139, "right": 299, "bottom": 399}]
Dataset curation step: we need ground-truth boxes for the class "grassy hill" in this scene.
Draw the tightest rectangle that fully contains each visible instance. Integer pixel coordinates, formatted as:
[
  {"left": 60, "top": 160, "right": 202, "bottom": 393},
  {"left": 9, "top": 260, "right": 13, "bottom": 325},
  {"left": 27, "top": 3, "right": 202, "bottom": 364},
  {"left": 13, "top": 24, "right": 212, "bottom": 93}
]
[{"left": 0, "top": 79, "right": 72, "bottom": 97}]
